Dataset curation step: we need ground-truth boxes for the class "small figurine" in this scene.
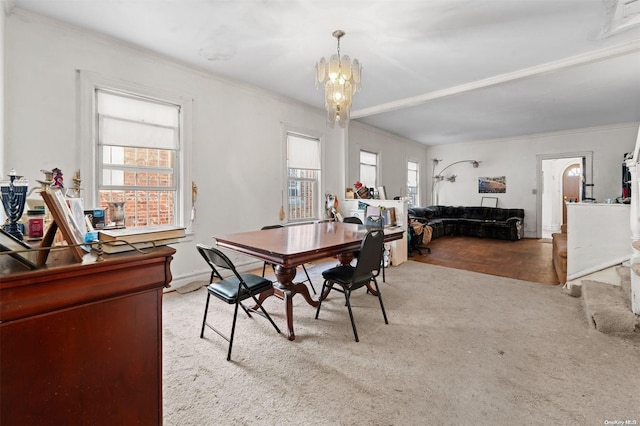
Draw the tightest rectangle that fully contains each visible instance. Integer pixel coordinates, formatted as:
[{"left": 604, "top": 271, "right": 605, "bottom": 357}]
[
  {"left": 51, "top": 168, "right": 64, "bottom": 188},
  {"left": 66, "top": 170, "right": 83, "bottom": 198}
]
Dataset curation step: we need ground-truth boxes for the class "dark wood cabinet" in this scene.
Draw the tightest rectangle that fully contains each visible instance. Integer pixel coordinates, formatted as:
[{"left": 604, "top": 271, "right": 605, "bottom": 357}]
[{"left": 0, "top": 247, "right": 175, "bottom": 426}]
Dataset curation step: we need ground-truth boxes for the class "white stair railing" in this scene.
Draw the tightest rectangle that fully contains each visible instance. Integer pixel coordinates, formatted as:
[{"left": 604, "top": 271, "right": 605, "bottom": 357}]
[{"left": 624, "top": 124, "right": 640, "bottom": 315}]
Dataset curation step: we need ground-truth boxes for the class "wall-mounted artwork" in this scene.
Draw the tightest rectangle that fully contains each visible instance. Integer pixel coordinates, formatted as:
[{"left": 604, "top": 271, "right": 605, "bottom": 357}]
[{"left": 478, "top": 176, "right": 506, "bottom": 193}]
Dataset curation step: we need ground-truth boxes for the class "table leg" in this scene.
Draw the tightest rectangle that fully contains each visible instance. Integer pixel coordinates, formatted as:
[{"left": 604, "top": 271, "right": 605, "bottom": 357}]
[{"left": 271, "top": 265, "right": 319, "bottom": 341}]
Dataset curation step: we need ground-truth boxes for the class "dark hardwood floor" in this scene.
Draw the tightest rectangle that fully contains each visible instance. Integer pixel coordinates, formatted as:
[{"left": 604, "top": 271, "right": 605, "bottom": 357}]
[{"left": 409, "top": 236, "right": 560, "bottom": 285}]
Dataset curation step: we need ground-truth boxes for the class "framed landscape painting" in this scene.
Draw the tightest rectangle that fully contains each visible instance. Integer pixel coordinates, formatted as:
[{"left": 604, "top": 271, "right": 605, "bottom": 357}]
[{"left": 479, "top": 176, "right": 506, "bottom": 193}]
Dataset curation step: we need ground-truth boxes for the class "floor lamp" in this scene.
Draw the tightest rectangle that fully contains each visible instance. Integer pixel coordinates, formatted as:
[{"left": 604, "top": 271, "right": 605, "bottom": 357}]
[{"left": 431, "top": 159, "right": 480, "bottom": 205}]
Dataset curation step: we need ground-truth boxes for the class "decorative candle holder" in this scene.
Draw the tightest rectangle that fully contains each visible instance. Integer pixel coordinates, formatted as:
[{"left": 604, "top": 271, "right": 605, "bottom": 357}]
[
  {"left": 107, "top": 201, "right": 126, "bottom": 229},
  {"left": 1, "top": 169, "right": 29, "bottom": 240}
]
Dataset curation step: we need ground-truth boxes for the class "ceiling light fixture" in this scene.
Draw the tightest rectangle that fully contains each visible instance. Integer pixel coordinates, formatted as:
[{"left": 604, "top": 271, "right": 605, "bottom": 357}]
[{"left": 316, "top": 30, "right": 362, "bottom": 128}]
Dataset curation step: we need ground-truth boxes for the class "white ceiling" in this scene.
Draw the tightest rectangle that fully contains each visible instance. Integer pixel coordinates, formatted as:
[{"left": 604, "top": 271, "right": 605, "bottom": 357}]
[{"left": 10, "top": 0, "right": 640, "bottom": 145}]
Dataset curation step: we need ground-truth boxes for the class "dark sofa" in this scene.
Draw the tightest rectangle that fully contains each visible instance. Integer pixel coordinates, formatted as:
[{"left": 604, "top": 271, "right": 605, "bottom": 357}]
[{"left": 408, "top": 205, "right": 525, "bottom": 241}]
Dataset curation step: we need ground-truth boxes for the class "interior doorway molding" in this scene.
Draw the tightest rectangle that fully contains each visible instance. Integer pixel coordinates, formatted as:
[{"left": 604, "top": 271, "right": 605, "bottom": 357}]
[{"left": 536, "top": 151, "right": 593, "bottom": 239}]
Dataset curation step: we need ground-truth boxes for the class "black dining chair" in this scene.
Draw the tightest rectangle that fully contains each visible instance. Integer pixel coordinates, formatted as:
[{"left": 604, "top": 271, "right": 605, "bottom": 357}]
[
  {"left": 197, "top": 243, "right": 281, "bottom": 361},
  {"left": 260, "top": 224, "right": 317, "bottom": 294},
  {"left": 342, "top": 216, "right": 364, "bottom": 263},
  {"left": 365, "top": 215, "right": 386, "bottom": 282},
  {"left": 342, "top": 216, "right": 363, "bottom": 225},
  {"left": 315, "top": 230, "right": 388, "bottom": 342}
]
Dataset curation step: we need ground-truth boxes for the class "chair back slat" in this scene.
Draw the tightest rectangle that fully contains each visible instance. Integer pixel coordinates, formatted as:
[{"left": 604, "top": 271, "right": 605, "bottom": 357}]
[
  {"left": 197, "top": 244, "right": 243, "bottom": 282},
  {"left": 352, "top": 230, "right": 384, "bottom": 283},
  {"left": 261, "top": 224, "right": 284, "bottom": 230},
  {"left": 343, "top": 216, "right": 363, "bottom": 225}
]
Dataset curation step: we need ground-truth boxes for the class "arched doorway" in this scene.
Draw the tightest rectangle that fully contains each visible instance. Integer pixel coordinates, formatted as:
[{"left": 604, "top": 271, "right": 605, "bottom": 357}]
[
  {"left": 537, "top": 152, "right": 592, "bottom": 239},
  {"left": 562, "top": 163, "right": 581, "bottom": 226}
]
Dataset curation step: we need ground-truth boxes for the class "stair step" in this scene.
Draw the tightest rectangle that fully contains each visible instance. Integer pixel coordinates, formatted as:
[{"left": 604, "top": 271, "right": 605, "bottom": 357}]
[{"left": 581, "top": 280, "right": 640, "bottom": 334}]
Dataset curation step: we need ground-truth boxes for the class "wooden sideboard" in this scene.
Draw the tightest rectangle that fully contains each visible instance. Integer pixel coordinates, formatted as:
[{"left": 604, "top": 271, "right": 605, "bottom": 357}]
[{"left": 0, "top": 246, "right": 175, "bottom": 426}]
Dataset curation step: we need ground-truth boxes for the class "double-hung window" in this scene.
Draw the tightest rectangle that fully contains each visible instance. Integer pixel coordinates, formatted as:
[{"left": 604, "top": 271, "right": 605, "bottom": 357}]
[
  {"left": 407, "top": 161, "right": 420, "bottom": 207},
  {"left": 286, "top": 132, "right": 321, "bottom": 221},
  {"left": 96, "top": 89, "right": 180, "bottom": 227},
  {"left": 359, "top": 150, "right": 378, "bottom": 188}
]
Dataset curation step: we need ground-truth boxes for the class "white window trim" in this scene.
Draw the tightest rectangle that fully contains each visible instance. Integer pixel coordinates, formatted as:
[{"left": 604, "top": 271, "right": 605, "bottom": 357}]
[
  {"left": 281, "top": 123, "right": 325, "bottom": 222},
  {"left": 78, "top": 70, "right": 193, "bottom": 231}
]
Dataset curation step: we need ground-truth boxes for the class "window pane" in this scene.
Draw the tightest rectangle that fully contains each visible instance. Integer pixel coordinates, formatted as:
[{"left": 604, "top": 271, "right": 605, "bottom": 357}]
[
  {"left": 102, "top": 146, "right": 174, "bottom": 168},
  {"left": 101, "top": 147, "right": 175, "bottom": 189},
  {"left": 287, "top": 169, "right": 318, "bottom": 220},
  {"left": 359, "top": 150, "right": 377, "bottom": 188},
  {"left": 99, "top": 189, "right": 176, "bottom": 228},
  {"left": 286, "top": 132, "right": 321, "bottom": 221},
  {"left": 407, "top": 161, "right": 419, "bottom": 207},
  {"left": 360, "top": 164, "right": 376, "bottom": 188}
]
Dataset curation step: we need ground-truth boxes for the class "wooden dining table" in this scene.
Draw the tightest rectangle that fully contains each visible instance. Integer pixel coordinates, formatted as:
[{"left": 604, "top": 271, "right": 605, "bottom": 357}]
[{"left": 214, "top": 221, "right": 405, "bottom": 340}]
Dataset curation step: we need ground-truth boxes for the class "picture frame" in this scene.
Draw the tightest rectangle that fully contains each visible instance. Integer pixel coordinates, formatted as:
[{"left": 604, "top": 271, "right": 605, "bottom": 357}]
[
  {"left": 381, "top": 207, "right": 396, "bottom": 226},
  {"left": 377, "top": 186, "right": 387, "bottom": 200},
  {"left": 41, "top": 189, "right": 88, "bottom": 263},
  {"left": 355, "top": 186, "right": 370, "bottom": 199},
  {"left": 481, "top": 196, "right": 499, "bottom": 208},
  {"left": 0, "top": 228, "right": 37, "bottom": 269},
  {"left": 345, "top": 188, "right": 355, "bottom": 199},
  {"left": 478, "top": 176, "right": 506, "bottom": 193}
]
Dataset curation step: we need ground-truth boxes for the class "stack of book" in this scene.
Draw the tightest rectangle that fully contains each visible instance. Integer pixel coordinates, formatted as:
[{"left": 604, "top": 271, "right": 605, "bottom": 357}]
[{"left": 96, "top": 226, "right": 186, "bottom": 253}]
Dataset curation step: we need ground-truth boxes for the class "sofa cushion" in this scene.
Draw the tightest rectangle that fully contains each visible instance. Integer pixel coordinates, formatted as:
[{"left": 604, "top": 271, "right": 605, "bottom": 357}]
[
  {"left": 491, "top": 208, "right": 524, "bottom": 221},
  {"left": 439, "top": 205, "right": 464, "bottom": 218},
  {"left": 462, "top": 206, "right": 490, "bottom": 220}
]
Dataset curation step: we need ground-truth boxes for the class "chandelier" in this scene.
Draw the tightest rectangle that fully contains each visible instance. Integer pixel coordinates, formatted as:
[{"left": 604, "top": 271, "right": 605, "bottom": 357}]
[{"left": 315, "top": 30, "right": 362, "bottom": 128}]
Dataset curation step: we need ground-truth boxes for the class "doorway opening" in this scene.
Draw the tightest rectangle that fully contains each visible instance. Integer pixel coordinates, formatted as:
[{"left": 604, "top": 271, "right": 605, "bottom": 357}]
[{"left": 537, "top": 152, "right": 593, "bottom": 239}]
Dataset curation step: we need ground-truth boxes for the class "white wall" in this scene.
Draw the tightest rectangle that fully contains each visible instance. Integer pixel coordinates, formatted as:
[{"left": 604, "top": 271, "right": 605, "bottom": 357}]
[
  {"left": 1, "top": 2, "right": 6, "bottom": 179},
  {"left": 347, "top": 121, "right": 429, "bottom": 203},
  {"left": 4, "top": 10, "right": 401, "bottom": 285},
  {"left": 427, "top": 124, "right": 638, "bottom": 237}
]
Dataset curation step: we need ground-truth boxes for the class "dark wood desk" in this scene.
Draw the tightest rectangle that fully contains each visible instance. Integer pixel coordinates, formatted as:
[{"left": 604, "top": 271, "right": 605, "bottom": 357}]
[
  {"left": 0, "top": 246, "right": 175, "bottom": 426},
  {"left": 215, "top": 222, "right": 404, "bottom": 340}
]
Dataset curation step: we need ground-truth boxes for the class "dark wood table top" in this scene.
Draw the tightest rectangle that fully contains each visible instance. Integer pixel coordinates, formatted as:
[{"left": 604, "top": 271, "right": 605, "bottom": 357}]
[{"left": 215, "top": 222, "right": 404, "bottom": 268}]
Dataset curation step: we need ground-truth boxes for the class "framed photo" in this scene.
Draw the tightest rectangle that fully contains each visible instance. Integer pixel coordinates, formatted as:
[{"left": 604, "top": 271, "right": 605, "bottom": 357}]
[
  {"left": 356, "top": 186, "right": 370, "bottom": 199},
  {"left": 481, "top": 196, "right": 499, "bottom": 208},
  {"left": 377, "top": 186, "right": 387, "bottom": 200},
  {"left": 41, "top": 189, "right": 88, "bottom": 262},
  {"left": 0, "top": 228, "right": 37, "bottom": 269}
]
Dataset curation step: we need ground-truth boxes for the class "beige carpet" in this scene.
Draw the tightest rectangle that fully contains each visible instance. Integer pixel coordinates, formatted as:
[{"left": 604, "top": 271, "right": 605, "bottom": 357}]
[{"left": 163, "top": 261, "right": 640, "bottom": 425}]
